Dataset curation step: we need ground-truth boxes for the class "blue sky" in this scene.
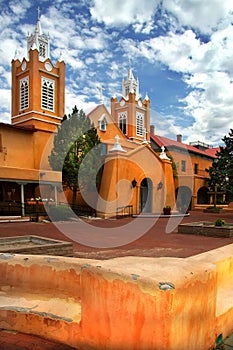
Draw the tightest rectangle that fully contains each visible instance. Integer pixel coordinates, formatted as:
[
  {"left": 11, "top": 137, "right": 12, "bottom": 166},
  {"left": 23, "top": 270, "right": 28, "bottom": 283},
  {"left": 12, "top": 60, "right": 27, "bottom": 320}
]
[{"left": 0, "top": 0, "right": 233, "bottom": 146}]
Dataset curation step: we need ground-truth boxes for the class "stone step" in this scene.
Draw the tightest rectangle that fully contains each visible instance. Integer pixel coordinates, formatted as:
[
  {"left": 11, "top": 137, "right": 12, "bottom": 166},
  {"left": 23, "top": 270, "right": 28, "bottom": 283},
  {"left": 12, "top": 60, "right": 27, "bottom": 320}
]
[
  {"left": 0, "top": 216, "right": 30, "bottom": 223},
  {"left": 0, "top": 291, "right": 81, "bottom": 323},
  {"left": 0, "top": 291, "right": 81, "bottom": 348},
  {"left": 133, "top": 212, "right": 190, "bottom": 218}
]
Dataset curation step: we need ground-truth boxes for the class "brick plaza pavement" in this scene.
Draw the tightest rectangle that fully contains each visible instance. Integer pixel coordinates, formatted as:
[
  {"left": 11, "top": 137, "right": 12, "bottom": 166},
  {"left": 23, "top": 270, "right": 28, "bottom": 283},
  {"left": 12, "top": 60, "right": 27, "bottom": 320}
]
[
  {"left": 0, "top": 329, "right": 76, "bottom": 350},
  {"left": 0, "top": 210, "right": 233, "bottom": 259},
  {"left": 0, "top": 210, "right": 233, "bottom": 349}
]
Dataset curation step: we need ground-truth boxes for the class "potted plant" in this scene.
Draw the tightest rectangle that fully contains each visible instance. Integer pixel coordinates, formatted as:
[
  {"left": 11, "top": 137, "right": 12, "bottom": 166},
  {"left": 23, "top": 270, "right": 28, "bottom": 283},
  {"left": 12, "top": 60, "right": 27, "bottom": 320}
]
[
  {"left": 163, "top": 205, "right": 171, "bottom": 215},
  {"left": 27, "top": 198, "right": 36, "bottom": 205},
  {"left": 214, "top": 218, "right": 225, "bottom": 227}
]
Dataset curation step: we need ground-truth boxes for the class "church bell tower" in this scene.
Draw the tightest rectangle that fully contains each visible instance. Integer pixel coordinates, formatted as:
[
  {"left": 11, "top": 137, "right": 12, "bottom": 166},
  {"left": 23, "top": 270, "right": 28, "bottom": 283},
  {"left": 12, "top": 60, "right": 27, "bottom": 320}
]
[
  {"left": 11, "top": 9, "right": 65, "bottom": 132},
  {"left": 111, "top": 64, "right": 150, "bottom": 143}
]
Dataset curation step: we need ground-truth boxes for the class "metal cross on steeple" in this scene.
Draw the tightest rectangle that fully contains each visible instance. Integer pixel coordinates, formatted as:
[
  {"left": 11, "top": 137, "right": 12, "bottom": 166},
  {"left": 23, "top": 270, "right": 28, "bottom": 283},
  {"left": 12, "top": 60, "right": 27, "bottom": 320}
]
[
  {"left": 97, "top": 84, "right": 104, "bottom": 104},
  {"left": 37, "top": 7, "right": 41, "bottom": 19}
]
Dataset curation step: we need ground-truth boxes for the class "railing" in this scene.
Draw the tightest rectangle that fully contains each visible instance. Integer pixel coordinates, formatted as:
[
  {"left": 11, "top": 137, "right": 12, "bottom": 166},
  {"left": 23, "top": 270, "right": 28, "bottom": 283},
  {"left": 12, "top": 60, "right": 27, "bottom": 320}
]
[
  {"left": 28, "top": 202, "right": 97, "bottom": 220},
  {"left": 68, "top": 203, "right": 96, "bottom": 218},
  {"left": 0, "top": 202, "right": 23, "bottom": 216},
  {"left": 189, "top": 140, "right": 213, "bottom": 149},
  {"left": 116, "top": 205, "right": 133, "bottom": 219},
  {"left": 0, "top": 202, "right": 96, "bottom": 220},
  {"left": 25, "top": 202, "right": 49, "bottom": 221},
  {"left": 195, "top": 169, "right": 209, "bottom": 177}
]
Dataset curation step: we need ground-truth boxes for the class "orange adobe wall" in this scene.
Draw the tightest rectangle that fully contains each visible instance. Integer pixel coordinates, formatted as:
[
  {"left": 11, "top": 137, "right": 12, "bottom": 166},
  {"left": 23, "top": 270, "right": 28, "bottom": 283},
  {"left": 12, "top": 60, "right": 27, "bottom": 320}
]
[
  {"left": 0, "top": 123, "right": 61, "bottom": 184},
  {"left": 97, "top": 147, "right": 175, "bottom": 217},
  {"left": 1, "top": 246, "right": 233, "bottom": 349},
  {"left": 169, "top": 147, "right": 213, "bottom": 207}
]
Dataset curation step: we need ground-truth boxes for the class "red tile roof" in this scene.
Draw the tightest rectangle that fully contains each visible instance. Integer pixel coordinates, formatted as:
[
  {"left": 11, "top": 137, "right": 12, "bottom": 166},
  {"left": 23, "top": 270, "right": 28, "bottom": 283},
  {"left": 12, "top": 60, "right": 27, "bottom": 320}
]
[{"left": 151, "top": 134, "right": 219, "bottom": 158}]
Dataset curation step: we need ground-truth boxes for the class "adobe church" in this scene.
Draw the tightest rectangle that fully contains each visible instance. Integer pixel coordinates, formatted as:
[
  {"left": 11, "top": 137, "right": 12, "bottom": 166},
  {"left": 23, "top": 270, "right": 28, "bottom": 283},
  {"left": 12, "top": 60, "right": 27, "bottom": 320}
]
[{"left": 0, "top": 14, "right": 217, "bottom": 218}]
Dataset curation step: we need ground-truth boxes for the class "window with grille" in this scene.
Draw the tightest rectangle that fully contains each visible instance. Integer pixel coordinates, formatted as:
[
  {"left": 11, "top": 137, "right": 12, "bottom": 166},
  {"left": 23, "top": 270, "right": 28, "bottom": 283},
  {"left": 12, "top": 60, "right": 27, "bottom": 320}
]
[
  {"left": 20, "top": 77, "right": 29, "bottom": 110},
  {"left": 41, "top": 77, "right": 54, "bottom": 111},
  {"left": 39, "top": 43, "right": 46, "bottom": 59},
  {"left": 136, "top": 112, "right": 144, "bottom": 136},
  {"left": 181, "top": 160, "right": 186, "bottom": 172},
  {"left": 118, "top": 111, "right": 127, "bottom": 135}
]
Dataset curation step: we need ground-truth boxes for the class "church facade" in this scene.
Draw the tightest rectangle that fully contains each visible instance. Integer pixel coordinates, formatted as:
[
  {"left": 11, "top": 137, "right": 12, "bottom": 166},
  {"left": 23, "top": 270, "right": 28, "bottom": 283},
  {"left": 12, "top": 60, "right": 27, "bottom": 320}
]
[{"left": 0, "top": 15, "right": 217, "bottom": 218}]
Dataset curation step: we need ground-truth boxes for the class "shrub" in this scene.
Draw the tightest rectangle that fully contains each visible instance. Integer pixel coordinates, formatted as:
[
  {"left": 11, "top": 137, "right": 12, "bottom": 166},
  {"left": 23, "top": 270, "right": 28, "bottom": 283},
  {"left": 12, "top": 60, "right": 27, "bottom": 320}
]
[
  {"left": 48, "top": 204, "right": 75, "bottom": 221},
  {"left": 204, "top": 206, "right": 223, "bottom": 213},
  {"left": 214, "top": 218, "right": 226, "bottom": 227}
]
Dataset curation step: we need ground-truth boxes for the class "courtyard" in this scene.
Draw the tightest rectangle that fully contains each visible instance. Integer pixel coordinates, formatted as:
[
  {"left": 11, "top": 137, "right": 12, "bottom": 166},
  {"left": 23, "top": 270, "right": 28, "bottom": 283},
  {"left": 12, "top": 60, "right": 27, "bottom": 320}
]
[{"left": 0, "top": 210, "right": 233, "bottom": 259}]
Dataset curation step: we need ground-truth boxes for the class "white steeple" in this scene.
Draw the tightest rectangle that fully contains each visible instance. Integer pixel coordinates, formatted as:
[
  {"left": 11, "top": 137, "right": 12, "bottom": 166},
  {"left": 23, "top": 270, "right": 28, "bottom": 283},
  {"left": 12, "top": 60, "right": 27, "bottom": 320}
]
[
  {"left": 122, "top": 61, "right": 139, "bottom": 100},
  {"left": 144, "top": 91, "right": 150, "bottom": 101},
  {"left": 27, "top": 8, "right": 50, "bottom": 61}
]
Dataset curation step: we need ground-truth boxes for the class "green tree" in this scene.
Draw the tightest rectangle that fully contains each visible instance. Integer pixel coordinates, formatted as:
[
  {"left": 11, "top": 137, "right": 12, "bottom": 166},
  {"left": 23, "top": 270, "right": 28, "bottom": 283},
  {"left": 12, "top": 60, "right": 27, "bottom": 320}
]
[
  {"left": 206, "top": 129, "right": 233, "bottom": 204},
  {"left": 49, "top": 106, "right": 101, "bottom": 206}
]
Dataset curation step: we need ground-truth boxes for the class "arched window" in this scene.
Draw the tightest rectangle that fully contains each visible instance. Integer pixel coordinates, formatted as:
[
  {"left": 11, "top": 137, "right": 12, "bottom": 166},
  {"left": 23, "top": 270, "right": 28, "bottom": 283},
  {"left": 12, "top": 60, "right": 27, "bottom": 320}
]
[
  {"left": 41, "top": 77, "right": 54, "bottom": 111},
  {"left": 136, "top": 112, "right": 144, "bottom": 136},
  {"left": 39, "top": 43, "right": 46, "bottom": 59},
  {"left": 118, "top": 111, "right": 127, "bottom": 135},
  {"left": 98, "top": 114, "right": 108, "bottom": 132},
  {"left": 20, "top": 77, "right": 29, "bottom": 110}
]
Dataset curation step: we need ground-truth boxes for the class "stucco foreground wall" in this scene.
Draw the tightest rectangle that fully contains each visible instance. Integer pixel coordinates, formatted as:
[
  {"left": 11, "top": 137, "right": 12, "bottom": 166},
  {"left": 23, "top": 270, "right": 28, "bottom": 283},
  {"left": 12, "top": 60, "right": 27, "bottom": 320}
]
[{"left": 0, "top": 245, "right": 233, "bottom": 349}]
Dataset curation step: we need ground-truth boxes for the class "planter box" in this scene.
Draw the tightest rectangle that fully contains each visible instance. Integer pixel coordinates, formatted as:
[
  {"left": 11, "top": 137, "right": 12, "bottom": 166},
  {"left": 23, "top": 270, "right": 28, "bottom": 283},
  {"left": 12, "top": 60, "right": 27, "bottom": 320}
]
[
  {"left": 203, "top": 207, "right": 225, "bottom": 213},
  {"left": 178, "top": 221, "right": 233, "bottom": 237},
  {"left": 0, "top": 235, "right": 73, "bottom": 256},
  {"left": 163, "top": 208, "right": 171, "bottom": 215}
]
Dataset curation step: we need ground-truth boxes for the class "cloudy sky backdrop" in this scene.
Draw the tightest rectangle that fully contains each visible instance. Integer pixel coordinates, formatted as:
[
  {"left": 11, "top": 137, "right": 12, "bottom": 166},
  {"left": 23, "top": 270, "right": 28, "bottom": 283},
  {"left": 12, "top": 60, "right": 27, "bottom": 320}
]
[{"left": 0, "top": 0, "right": 233, "bottom": 146}]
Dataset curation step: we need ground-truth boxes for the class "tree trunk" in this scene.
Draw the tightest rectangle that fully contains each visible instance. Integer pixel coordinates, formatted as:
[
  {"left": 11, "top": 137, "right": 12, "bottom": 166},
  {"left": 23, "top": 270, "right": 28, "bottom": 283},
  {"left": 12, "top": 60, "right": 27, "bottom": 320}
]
[{"left": 72, "top": 186, "right": 77, "bottom": 208}]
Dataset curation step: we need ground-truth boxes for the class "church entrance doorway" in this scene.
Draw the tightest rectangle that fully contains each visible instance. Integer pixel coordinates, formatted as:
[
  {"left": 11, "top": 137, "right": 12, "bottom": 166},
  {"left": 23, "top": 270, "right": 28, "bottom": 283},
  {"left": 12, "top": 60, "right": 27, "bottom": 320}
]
[
  {"left": 197, "top": 186, "right": 209, "bottom": 204},
  {"left": 140, "top": 178, "right": 152, "bottom": 213}
]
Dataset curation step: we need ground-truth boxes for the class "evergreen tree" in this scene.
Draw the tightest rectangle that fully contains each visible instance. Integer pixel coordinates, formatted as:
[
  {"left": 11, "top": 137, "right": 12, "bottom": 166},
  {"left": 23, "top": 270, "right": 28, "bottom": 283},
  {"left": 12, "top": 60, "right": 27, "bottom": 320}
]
[
  {"left": 49, "top": 106, "right": 101, "bottom": 206},
  {"left": 207, "top": 129, "right": 233, "bottom": 203}
]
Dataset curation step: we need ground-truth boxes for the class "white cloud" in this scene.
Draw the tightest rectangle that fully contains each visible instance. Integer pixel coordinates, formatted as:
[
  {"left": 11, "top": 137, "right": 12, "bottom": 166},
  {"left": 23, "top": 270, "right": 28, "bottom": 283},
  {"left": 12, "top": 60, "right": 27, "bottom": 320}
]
[
  {"left": 133, "top": 20, "right": 155, "bottom": 34},
  {"left": 0, "top": 88, "right": 11, "bottom": 123},
  {"left": 90, "top": 0, "right": 159, "bottom": 30},
  {"left": 9, "top": 0, "right": 31, "bottom": 17},
  {"left": 0, "top": 0, "right": 233, "bottom": 146},
  {"left": 181, "top": 71, "right": 233, "bottom": 144},
  {"left": 118, "top": 10, "right": 233, "bottom": 145},
  {"left": 163, "top": 0, "right": 233, "bottom": 34},
  {"left": 150, "top": 110, "right": 182, "bottom": 138},
  {"left": 65, "top": 87, "right": 97, "bottom": 115}
]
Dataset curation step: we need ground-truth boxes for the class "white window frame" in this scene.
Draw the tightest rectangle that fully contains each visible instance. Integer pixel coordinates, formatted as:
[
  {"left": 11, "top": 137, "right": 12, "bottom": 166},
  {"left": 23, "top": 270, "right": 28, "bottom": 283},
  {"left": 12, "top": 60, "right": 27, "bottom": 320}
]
[
  {"left": 39, "top": 43, "right": 46, "bottom": 59},
  {"left": 118, "top": 111, "right": 127, "bottom": 135},
  {"left": 99, "top": 114, "right": 108, "bottom": 131},
  {"left": 136, "top": 111, "right": 144, "bottom": 136},
  {"left": 181, "top": 160, "right": 186, "bottom": 172},
  {"left": 20, "top": 76, "right": 29, "bottom": 110},
  {"left": 41, "top": 77, "right": 54, "bottom": 112}
]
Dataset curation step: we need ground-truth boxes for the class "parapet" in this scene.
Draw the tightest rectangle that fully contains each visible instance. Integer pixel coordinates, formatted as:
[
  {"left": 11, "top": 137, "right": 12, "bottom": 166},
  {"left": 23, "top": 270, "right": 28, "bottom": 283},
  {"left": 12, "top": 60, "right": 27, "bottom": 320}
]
[{"left": 0, "top": 245, "right": 232, "bottom": 349}]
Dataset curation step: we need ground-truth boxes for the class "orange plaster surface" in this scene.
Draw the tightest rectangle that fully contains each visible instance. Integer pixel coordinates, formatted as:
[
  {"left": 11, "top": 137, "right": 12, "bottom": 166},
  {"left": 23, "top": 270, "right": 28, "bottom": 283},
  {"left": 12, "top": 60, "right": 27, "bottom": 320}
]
[{"left": 0, "top": 247, "right": 233, "bottom": 349}]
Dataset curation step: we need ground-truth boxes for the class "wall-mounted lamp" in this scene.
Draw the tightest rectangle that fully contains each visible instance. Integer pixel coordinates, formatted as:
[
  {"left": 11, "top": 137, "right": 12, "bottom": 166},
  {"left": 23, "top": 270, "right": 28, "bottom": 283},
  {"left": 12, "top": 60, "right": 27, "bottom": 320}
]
[
  {"left": 131, "top": 178, "right": 137, "bottom": 188},
  {"left": 157, "top": 181, "right": 163, "bottom": 190}
]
